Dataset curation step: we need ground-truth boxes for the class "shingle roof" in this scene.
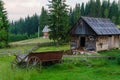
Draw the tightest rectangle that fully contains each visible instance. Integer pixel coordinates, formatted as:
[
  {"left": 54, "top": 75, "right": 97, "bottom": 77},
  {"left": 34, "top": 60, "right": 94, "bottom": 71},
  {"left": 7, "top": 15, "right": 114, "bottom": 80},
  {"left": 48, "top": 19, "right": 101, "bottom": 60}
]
[
  {"left": 81, "top": 16, "right": 120, "bottom": 35},
  {"left": 42, "top": 26, "right": 50, "bottom": 32}
]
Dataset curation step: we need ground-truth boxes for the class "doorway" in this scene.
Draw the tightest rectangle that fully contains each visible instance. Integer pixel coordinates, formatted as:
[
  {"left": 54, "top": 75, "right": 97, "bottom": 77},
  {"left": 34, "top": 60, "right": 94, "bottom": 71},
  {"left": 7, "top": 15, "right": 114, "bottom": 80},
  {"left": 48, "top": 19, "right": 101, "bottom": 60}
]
[
  {"left": 108, "top": 36, "right": 113, "bottom": 49},
  {"left": 80, "top": 37, "right": 86, "bottom": 47}
]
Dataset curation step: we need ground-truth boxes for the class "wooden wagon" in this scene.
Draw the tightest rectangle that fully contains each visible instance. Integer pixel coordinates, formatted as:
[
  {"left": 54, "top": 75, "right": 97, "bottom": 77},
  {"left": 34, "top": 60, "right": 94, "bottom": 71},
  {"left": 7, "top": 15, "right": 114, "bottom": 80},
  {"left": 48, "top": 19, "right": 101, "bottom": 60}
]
[{"left": 11, "top": 51, "right": 63, "bottom": 69}]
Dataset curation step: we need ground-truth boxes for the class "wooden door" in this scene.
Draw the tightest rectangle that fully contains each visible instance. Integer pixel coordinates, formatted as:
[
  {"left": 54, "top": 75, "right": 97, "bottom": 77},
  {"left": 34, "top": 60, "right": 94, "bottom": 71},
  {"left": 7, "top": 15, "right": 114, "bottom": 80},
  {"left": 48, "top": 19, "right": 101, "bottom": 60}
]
[
  {"left": 80, "top": 37, "right": 85, "bottom": 47},
  {"left": 108, "top": 36, "right": 113, "bottom": 49}
]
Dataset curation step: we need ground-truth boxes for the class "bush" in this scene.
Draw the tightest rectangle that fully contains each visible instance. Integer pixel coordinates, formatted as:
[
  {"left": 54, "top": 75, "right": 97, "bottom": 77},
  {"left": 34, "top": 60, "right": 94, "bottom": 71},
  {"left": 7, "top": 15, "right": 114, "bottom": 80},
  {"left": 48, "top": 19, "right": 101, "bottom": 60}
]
[
  {"left": 9, "top": 33, "right": 29, "bottom": 42},
  {"left": 117, "top": 55, "right": 120, "bottom": 65},
  {"left": 0, "top": 41, "right": 6, "bottom": 48},
  {"left": 0, "top": 29, "right": 8, "bottom": 48},
  {"left": 9, "top": 33, "right": 40, "bottom": 42}
]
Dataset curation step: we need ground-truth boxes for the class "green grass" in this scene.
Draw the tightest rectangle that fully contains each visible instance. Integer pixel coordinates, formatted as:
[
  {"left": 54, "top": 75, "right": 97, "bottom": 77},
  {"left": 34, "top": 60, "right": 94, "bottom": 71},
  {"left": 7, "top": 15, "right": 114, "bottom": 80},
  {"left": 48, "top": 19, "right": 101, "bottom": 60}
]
[
  {"left": 0, "top": 38, "right": 120, "bottom": 80},
  {"left": 9, "top": 37, "right": 52, "bottom": 46},
  {"left": 0, "top": 55, "right": 120, "bottom": 80},
  {"left": 0, "top": 45, "right": 36, "bottom": 54},
  {"left": 117, "top": 25, "right": 120, "bottom": 28},
  {"left": 35, "top": 44, "right": 70, "bottom": 52},
  {"left": 99, "top": 49, "right": 120, "bottom": 56},
  {"left": 0, "top": 37, "right": 53, "bottom": 54}
]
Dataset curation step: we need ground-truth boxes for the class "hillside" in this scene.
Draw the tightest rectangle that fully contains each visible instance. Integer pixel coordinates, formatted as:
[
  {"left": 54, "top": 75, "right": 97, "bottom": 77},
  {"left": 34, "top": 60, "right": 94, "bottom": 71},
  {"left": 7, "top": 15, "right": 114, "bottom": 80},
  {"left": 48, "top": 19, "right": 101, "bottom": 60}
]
[
  {"left": 0, "top": 38, "right": 52, "bottom": 54},
  {"left": 9, "top": 37, "right": 53, "bottom": 46}
]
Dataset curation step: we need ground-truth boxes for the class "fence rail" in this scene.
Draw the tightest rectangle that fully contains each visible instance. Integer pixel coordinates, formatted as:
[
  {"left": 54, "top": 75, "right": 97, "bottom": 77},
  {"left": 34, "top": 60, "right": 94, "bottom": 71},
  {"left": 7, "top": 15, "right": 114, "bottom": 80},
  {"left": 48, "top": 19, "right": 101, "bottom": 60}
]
[{"left": 63, "top": 55, "right": 116, "bottom": 59}]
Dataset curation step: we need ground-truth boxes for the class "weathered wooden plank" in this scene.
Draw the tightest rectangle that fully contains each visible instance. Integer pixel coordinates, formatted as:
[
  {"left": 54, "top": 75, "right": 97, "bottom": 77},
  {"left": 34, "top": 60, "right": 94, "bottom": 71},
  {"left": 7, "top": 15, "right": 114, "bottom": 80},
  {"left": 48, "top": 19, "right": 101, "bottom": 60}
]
[{"left": 63, "top": 55, "right": 116, "bottom": 59}]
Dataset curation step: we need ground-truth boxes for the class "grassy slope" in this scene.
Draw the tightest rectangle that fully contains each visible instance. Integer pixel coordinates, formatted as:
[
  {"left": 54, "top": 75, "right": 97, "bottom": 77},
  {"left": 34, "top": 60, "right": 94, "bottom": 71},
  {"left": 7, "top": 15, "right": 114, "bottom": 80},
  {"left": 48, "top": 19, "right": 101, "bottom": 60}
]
[
  {"left": 35, "top": 45, "right": 70, "bottom": 52},
  {"left": 0, "top": 55, "right": 120, "bottom": 80},
  {"left": 9, "top": 37, "right": 52, "bottom": 46},
  {"left": 0, "top": 38, "right": 53, "bottom": 54},
  {"left": 0, "top": 45, "right": 36, "bottom": 54},
  {"left": 0, "top": 38, "right": 120, "bottom": 80}
]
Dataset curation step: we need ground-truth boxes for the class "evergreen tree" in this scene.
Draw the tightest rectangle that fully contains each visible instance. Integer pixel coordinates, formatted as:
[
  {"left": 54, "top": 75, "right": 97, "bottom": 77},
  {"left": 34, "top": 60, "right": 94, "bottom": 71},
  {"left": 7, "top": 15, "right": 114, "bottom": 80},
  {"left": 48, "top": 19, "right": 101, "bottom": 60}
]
[
  {"left": 107, "top": 0, "right": 110, "bottom": 9},
  {"left": 0, "top": 0, "right": 9, "bottom": 48},
  {"left": 89, "top": 0, "right": 96, "bottom": 17},
  {"left": 48, "top": 0, "right": 69, "bottom": 45},
  {"left": 104, "top": 8, "right": 109, "bottom": 18},
  {"left": 118, "top": 0, "right": 120, "bottom": 11},
  {"left": 81, "top": 3, "right": 85, "bottom": 16},
  {"left": 95, "top": 0, "right": 101, "bottom": 17},
  {"left": 101, "top": 0, "right": 108, "bottom": 17},
  {"left": 84, "top": 3, "right": 89, "bottom": 16},
  {"left": 9, "top": 14, "right": 39, "bottom": 38},
  {"left": 117, "top": 0, "right": 120, "bottom": 25},
  {"left": 39, "top": 7, "right": 48, "bottom": 36},
  {"left": 73, "top": 4, "right": 81, "bottom": 24},
  {"left": 117, "top": 14, "right": 120, "bottom": 24},
  {"left": 28, "top": 14, "right": 39, "bottom": 36},
  {"left": 109, "top": 1, "right": 118, "bottom": 23},
  {"left": 69, "top": 7, "right": 74, "bottom": 26}
]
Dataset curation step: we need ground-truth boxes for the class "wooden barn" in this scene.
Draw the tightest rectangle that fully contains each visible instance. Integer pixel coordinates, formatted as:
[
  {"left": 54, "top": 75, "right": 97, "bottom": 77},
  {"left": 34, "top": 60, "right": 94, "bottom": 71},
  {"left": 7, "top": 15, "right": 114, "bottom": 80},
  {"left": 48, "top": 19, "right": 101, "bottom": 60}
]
[
  {"left": 69, "top": 17, "right": 120, "bottom": 51},
  {"left": 42, "top": 26, "right": 50, "bottom": 38}
]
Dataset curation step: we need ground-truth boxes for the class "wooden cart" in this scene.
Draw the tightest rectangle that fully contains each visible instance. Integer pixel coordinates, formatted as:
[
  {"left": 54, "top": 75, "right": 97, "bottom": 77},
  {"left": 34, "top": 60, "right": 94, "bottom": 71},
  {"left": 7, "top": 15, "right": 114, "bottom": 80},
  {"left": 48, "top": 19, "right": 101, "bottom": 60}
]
[{"left": 11, "top": 51, "right": 63, "bottom": 69}]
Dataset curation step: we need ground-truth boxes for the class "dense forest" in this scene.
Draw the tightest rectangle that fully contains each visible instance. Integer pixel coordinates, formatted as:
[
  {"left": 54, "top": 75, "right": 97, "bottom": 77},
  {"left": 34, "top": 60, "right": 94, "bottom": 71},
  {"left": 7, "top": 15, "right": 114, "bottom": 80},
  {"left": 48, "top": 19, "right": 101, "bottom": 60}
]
[
  {"left": 9, "top": 14, "right": 39, "bottom": 41},
  {"left": 9, "top": 0, "right": 120, "bottom": 42}
]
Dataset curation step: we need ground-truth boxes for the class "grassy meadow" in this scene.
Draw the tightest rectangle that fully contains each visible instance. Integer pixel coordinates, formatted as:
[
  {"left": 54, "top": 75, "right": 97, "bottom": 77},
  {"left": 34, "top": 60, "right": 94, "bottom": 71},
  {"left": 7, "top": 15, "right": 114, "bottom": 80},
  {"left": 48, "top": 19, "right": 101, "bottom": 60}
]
[
  {"left": 35, "top": 44, "right": 70, "bottom": 52},
  {"left": 99, "top": 49, "right": 120, "bottom": 56},
  {"left": 0, "top": 54, "right": 120, "bottom": 80},
  {"left": 9, "top": 37, "right": 52, "bottom": 46},
  {"left": 0, "top": 38, "right": 120, "bottom": 80}
]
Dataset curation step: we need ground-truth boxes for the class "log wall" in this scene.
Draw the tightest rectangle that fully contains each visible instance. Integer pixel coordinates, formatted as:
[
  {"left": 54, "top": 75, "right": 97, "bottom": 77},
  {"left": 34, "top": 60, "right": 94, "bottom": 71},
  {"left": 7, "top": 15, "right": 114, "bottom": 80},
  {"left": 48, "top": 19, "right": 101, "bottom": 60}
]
[{"left": 96, "top": 35, "right": 119, "bottom": 51}]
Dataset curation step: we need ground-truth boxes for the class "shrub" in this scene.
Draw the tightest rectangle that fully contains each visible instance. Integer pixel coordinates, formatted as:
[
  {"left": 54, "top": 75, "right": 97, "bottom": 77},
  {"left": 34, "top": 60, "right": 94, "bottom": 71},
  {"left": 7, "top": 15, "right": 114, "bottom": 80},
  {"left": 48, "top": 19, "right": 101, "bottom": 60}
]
[
  {"left": 117, "top": 55, "right": 120, "bottom": 65},
  {"left": 0, "top": 41, "right": 6, "bottom": 48},
  {"left": 0, "top": 29, "right": 8, "bottom": 48},
  {"left": 9, "top": 33, "right": 29, "bottom": 42}
]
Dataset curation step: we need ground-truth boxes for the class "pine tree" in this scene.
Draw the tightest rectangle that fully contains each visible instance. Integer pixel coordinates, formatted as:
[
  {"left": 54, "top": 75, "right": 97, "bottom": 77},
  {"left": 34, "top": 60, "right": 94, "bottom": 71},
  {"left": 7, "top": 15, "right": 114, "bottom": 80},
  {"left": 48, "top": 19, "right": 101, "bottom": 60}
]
[
  {"left": 73, "top": 4, "right": 81, "bottom": 23},
  {"left": 117, "top": 15, "right": 120, "bottom": 25},
  {"left": 0, "top": 0, "right": 9, "bottom": 48},
  {"left": 101, "top": 0, "right": 108, "bottom": 17},
  {"left": 69, "top": 7, "right": 74, "bottom": 26},
  {"left": 81, "top": 3, "right": 85, "bottom": 16},
  {"left": 89, "top": 0, "right": 96, "bottom": 17},
  {"left": 109, "top": 1, "right": 118, "bottom": 23},
  {"left": 107, "top": 0, "right": 110, "bottom": 9},
  {"left": 39, "top": 7, "right": 48, "bottom": 36},
  {"left": 84, "top": 3, "right": 89, "bottom": 16},
  {"left": 104, "top": 8, "right": 109, "bottom": 18},
  {"left": 117, "top": 0, "right": 120, "bottom": 25},
  {"left": 95, "top": 0, "right": 101, "bottom": 17},
  {"left": 48, "top": 0, "right": 69, "bottom": 45},
  {"left": 10, "top": 14, "right": 39, "bottom": 38},
  {"left": 118, "top": 0, "right": 120, "bottom": 11}
]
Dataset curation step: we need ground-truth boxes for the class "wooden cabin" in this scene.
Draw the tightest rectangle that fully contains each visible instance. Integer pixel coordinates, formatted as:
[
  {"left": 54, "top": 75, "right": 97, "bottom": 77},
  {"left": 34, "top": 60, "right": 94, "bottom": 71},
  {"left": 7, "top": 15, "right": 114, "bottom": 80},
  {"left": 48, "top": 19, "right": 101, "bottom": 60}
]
[
  {"left": 69, "top": 17, "right": 120, "bottom": 51},
  {"left": 42, "top": 26, "right": 50, "bottom": 38}
]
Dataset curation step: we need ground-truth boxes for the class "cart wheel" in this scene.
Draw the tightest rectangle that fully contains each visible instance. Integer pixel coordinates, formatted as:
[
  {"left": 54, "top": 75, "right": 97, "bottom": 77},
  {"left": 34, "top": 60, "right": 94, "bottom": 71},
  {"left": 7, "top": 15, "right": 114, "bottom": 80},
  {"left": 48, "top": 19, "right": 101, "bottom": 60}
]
[{"left": 27, "top": 56, "right": 42, "bottom": 69}]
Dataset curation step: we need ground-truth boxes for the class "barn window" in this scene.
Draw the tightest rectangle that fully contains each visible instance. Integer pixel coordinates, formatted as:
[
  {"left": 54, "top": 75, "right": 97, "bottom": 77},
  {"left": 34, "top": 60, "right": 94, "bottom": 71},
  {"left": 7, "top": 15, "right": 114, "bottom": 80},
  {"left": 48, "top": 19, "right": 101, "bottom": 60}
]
[{"left": 89, "top": 36, "right": 95, "bottom": 41}]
